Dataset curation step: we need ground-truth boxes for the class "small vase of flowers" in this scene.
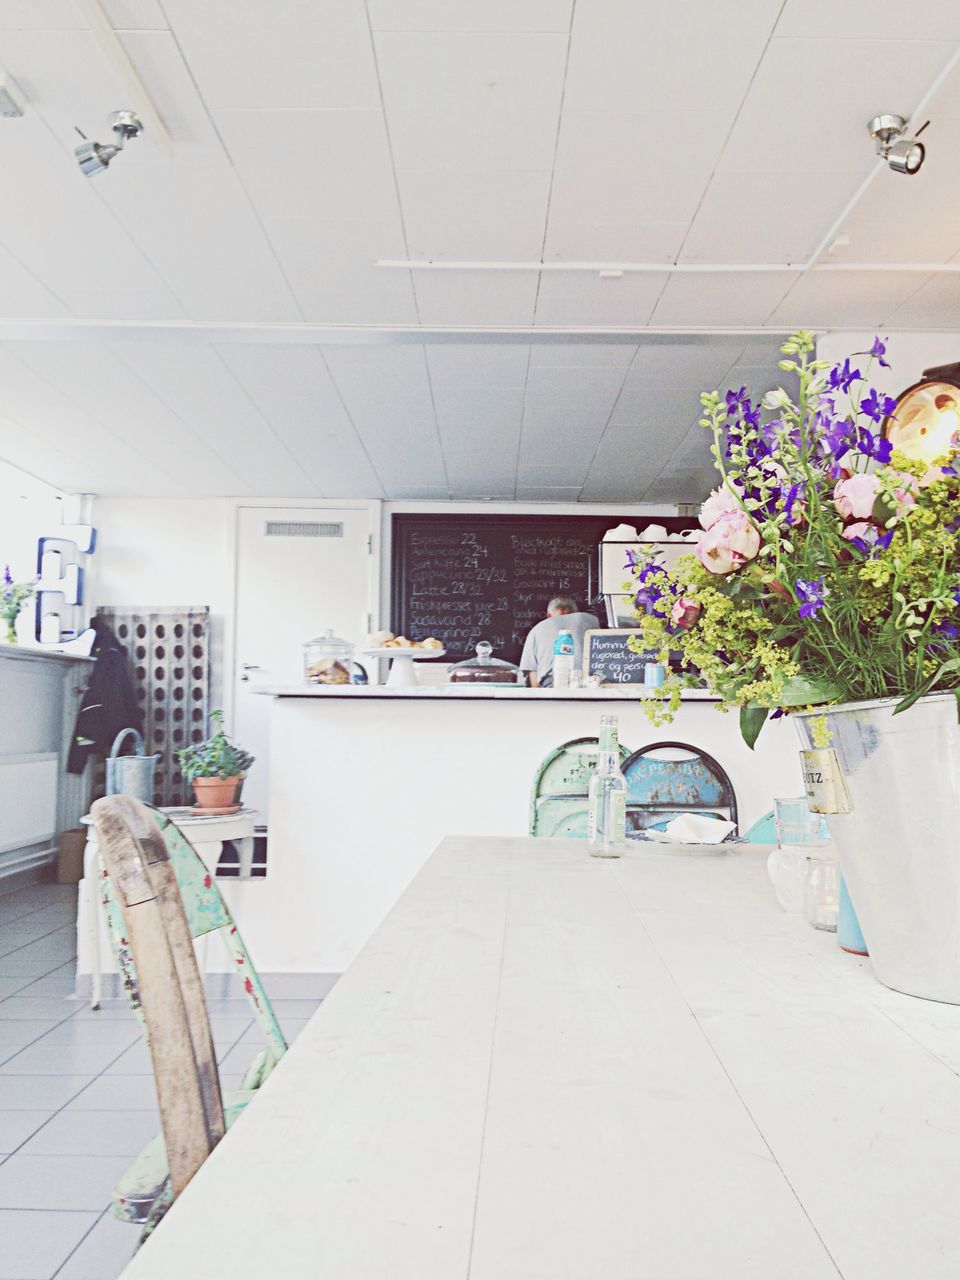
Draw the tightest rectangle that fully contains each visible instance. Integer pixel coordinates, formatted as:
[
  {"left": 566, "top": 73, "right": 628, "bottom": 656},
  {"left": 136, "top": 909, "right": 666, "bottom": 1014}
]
[{"left": 1, "top": 565, "right": 36, "bottom": 645}]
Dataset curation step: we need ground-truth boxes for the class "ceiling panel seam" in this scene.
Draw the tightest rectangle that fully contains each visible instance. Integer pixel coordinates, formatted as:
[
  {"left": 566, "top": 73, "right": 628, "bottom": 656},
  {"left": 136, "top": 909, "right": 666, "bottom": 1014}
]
[
  {"left": 155, "top": 0, "right": 306, "bottom": 322},
  {"left": 104, "top": 341, "right": 250, "bottom": 493},
  {"left": 668, "top": 0, "right": 788, "bottom": 279},
  {"left": 418, "top": 346, "right": 452, "bottom": 497},
  {"left": 315, "top": 347, "right": 389, "bottom": 499},
  {"left": 532, "top": 0, "right": 577, "bottom": 325},
  {"left": 365, "top": 0, "right": 422, "bottom": 325},
  {"left": 578, "top": 345, "right": 645, "bottom": 495},
  {"left": 511, "top": 345, "right": 535, "bottom": 499}
]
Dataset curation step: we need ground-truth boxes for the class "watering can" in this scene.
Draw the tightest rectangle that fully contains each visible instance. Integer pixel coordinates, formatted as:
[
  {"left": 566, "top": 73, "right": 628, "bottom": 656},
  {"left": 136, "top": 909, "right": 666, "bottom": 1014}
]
[{"left": 105, "top": 728, "right": 159, "bottom": 803}]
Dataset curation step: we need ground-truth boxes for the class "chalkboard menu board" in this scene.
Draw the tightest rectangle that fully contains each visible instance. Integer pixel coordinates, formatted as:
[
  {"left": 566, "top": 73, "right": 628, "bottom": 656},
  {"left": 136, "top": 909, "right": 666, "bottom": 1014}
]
[
  {"left": 391, "top": 513, "right": 691, "bottom": 665},
  {"left": 583, "top": 629, "right": 657, "bottom": 684}
]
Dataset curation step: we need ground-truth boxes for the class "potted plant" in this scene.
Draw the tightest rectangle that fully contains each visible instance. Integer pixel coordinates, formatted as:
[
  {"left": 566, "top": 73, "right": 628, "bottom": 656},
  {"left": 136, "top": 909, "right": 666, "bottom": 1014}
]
[
  {"left": 627, "top": 330, "right": 960, "bottom": 1002},
  {"left": 1, "top": 565, "right": 36, "bottom": 644},
  {"left": 177, "top": 710, "right": 255, "bottom": 814}
]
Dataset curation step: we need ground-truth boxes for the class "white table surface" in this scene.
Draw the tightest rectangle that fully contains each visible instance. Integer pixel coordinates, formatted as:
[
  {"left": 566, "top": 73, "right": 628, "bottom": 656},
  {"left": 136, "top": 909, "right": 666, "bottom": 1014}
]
[{"left": 123, "top": 836, "right": 960, "bottom": 1279}]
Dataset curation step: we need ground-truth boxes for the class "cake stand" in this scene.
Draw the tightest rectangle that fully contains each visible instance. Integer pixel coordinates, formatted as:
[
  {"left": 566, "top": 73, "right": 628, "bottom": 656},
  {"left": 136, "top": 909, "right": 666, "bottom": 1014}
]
[{"left": 361, "top": 647, "right": 446, "bottom": 687}]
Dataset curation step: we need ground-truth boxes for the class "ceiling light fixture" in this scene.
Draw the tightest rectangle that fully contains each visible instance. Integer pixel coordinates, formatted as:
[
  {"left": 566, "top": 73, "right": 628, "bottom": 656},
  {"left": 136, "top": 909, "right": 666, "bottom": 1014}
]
[
  {"left": 867, "top": 113, "right": 929, "bottom": 176},
  {"left": 74, "top": 109, "right": 143, "bottom": 177}
]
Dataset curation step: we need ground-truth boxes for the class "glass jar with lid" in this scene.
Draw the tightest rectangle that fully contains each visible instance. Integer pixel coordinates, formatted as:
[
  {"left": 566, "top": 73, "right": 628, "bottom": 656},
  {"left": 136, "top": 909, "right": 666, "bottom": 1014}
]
[
  {"left": 449, "top": 640, "right": 524, "bottom": 685},
  {"left": 304, "top": 629, "right": 354, "bottom": 684}
]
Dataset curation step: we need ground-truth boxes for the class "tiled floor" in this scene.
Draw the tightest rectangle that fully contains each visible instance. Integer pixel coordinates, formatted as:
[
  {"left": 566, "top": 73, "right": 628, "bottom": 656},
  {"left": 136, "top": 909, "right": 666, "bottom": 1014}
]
[{"left": 0, "top": 878, "right": 326, "bottom": 1280}]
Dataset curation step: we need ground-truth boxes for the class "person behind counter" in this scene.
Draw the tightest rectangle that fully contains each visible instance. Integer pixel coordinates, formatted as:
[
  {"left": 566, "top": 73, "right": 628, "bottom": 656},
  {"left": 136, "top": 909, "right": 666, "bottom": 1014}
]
[{"left": 519, "top": 595, "right": 600, "bottom": 688}]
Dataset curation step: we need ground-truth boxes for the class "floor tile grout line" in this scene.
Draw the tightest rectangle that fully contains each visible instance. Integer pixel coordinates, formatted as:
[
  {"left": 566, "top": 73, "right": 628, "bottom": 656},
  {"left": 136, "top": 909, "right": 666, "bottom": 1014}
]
[
  {"left": 0, "top": 1002, "right": 87, "bottom": 1067},
  {"left": 51, "top": 1205, "right": 114, "bottom": 1278},
  {"left": 0, "top": 920, "right": 81, "bottom": 963}
]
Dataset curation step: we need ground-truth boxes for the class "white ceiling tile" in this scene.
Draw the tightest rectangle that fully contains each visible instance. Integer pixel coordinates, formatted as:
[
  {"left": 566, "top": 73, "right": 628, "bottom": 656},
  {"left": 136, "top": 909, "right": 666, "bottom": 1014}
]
[
  {"left": 0, "top": 244, "right": 69, "bottom": 317},
  {"left": 0, "top": 409, "right": 108, "bottom": 495},
  {"left": 98, "top": 166, "right": 300, "bottom": 321},
  {"left": 533, "top": 272, "right": 667, "bottom": 325},
  {"left": 769, "top": 269, "right": 935, "bottom": 327},
  {"left": 108, "top": 341, "right": 311, "bottom": 493},
  {"left": 375, "top": 31, "right": 567, "bottom": 171},
  {"left": 321, "top": 345, "right": 447, "bottom": 487},
  {"left": 443, "top": 450, "right": 517, "bottom": 498},
  {"left": 0, "top": 344, "right": 183, "bottom": 493},
  {"left": 433, "top": 387, "right": 524, "bottom": 455},
  {"left": 719, "top": 37, "right": 949, "bottom": 175},
  {"left": 515, "top": 485, "right": 583, "bottom": 500},
  {"left": 528, "top": 342, "right": 636, "bottom": 369},
  {"left": 639, "top": 427, "right": 717, "bottom": 503},
  {"left": 679, "top": 172, "right": 847, "bottom": 264},
  {"left": 104, "top": 1, "right": 168, "bottom": 28},
  {"left": 7, "top": 340, "right": 249, "bottom": 495},
  {"left": 775, "top": 0, "right": 960, "bottom": 41},
  {"left": 651, "top": 272, "right": 800, "bottom": 327},
  {"left": 161, "top": 0, "right": 379, "bottom": 110},
  {"left": 214, "top": 109, "right": 399, "bottom": 220},
  {"left": 543, "top": 216, "right": 688, "bottom": 264},
  {"left": 263, "top": 216, "right": 418, "bottom": 324},
  {"left": 0, "top": 2, "right": 83, "bottom": 29},
  {"left": 385, "top": 485, "right": 451, "bottom": 499},
  {"left": 398, "top": 170, "right": 552, "bottom": 259},
  {"left": 412, "top": 272, "right": 539, "bottom": 326},
  {"left": 368, "top": 1, "right": 573, "bottom": 32},
  {"left": 554, "top": 110, "right": 729, "bottom": 181},
  {"left": 564, "top": 0, "right": 783, "bottom": 116},
  {"left": 885, "top": 273, "right": 960, "bottom": 328},
  {"left": 523, "top": 364, "right": 627, "bottom": 427},
  {"left": 55, "top": 288, "right": 183, "bottom": 320},
  {"left": 425, "top": 344, "right": 529, "bottom": 387},
  {"left": 215, "top": 344, "right": 384, "bottom": 497}
]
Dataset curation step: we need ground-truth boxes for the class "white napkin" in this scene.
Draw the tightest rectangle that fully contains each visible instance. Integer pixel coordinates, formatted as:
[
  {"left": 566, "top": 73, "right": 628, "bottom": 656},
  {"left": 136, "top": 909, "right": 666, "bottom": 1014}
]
[{"left": 646, "top": 814, "right": 736, "bottom": 844}]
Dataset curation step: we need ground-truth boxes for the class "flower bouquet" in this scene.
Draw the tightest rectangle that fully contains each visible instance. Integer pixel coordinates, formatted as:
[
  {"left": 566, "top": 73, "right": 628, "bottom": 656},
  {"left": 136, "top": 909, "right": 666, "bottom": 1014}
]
[
  {"left": 1, "top": 565, "right": 36, "bottom": 644},
  {"left": 628, "top": 331, "right": 960, "bottom": 746}
]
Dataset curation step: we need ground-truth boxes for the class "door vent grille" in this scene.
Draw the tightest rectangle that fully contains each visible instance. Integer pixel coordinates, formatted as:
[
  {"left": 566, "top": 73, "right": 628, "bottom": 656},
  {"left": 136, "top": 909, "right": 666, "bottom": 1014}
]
[{"left": 265, "top": 520, "right": 344, "bottom": 538}]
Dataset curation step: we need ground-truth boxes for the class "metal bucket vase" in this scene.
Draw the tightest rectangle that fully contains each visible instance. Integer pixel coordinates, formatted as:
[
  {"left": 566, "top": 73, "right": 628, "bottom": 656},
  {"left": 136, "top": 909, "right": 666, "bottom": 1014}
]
[
  {"left": 105, "top": 728, "right": 160, "bottom": 804},
  {"left": 793, "top": 693, "right": 960, "bottom": 1003}
]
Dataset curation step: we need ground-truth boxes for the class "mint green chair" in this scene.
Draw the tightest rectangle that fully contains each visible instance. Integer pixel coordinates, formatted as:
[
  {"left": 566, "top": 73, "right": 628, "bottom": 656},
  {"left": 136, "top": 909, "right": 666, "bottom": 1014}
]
[
  {"left": 95, "top": 805, "right": 287, "bottom": 1236},
  {"left": 530, "top": 736, "right": 633, "bottom": 837}
]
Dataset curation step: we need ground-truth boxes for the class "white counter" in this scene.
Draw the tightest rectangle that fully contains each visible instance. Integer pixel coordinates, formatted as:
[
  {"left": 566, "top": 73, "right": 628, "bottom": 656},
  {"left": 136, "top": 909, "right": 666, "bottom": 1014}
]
[
  {"left": 259, "top": 683, "right": 720, "bottom": 700},
  {"left": 123, "top": 836, "right": 960, "bottom": 1280},
  {"left": 218, "top": 685, "right": 805, "bottom": 975}
]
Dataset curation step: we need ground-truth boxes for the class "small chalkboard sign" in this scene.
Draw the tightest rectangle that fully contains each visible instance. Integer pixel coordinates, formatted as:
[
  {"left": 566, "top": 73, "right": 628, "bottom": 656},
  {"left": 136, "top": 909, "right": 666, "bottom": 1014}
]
[{"left": 583, "top": 629, "right": 663, "bottom": 685}]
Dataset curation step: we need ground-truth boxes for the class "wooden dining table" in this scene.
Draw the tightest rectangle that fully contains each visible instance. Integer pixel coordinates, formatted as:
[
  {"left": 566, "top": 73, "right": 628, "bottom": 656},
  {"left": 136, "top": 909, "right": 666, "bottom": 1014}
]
[{"left": 123, "top": 835, "right": 960, "bottom": 1279}]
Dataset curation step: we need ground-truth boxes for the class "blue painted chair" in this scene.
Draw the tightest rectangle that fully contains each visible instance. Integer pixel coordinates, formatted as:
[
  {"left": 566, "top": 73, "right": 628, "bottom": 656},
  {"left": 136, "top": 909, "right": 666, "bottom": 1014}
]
[
  {"left": 743, "top": 810, "right": 776, "bottom": 843},
  {"left": 621, "top": 741, "right": 738, "bottom": 838},
  {"left": 93, "top": 802, "right": 288, "bottom": 1239},
  {"left": 530, "top": 736, "right": 633, "bottom": 837}
]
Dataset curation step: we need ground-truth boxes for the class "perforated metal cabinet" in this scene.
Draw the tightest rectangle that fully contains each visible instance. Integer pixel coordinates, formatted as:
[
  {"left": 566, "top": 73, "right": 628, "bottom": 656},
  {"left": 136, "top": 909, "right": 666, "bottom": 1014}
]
[
  {"left": 621, "top": 741, "right": 738, "bottom": 836},
  {"left": 530, "top": 736, "right": 633, "bottom": 838},
  {"left": 95, "top": 607, "right": 210, "bottom": 807}
]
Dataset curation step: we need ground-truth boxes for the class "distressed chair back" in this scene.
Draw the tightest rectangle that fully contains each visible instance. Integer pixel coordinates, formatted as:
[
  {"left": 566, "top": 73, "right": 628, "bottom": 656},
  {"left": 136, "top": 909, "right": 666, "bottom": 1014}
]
[
  {"left": 530, "top": 736, "right": 633, "bottom": 837},
  {"left": 90, "top": 795, "right": 226, "bottom": 1200},
  {"left": 96, "top": 806, "right": 286, "bottom": 1083},
  {"left": 621, "top": 741, "right": 739, "bottom": 835}
]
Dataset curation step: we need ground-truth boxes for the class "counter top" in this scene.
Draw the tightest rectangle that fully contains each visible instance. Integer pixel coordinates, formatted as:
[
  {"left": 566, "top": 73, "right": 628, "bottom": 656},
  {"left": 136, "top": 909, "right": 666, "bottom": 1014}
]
[
  {"left": 0, "top": 642, "right": 93, "bottom": 665},
  {"left": 122, "top": 834, "right": 960, "bottom": 1280},
  {"left": 258, "top": 683, "right": 719, "bottom": 701}
]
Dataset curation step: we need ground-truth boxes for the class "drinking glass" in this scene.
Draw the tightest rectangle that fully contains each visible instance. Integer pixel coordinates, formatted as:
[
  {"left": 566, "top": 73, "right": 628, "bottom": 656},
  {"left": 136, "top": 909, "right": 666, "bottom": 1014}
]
[{"left": 767, "top": 796, "right": 821, "bottom": 914}]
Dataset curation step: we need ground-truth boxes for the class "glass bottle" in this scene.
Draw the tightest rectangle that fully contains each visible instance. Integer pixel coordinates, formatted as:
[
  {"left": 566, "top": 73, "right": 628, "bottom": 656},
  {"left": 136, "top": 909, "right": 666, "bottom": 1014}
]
[{"left": 588, "top": 715, "right": 627, "bottom": 857}]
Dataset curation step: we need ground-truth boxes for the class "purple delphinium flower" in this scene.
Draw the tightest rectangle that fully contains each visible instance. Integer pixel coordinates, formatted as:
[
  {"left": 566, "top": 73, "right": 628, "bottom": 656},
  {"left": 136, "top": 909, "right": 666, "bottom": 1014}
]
[
  {"left": 855, "top": 424, "right": 893, "bottom": 464},
  {"left": 868, "top": 337, "right": 891, "bottom": 368},
  {"left": 783, "top": 482, "right": 805, "bottom": 526},
  {"left": 633, "top": 562, "right": 669, "bottom": 615},
  {"left": 846, "top": 527, "right": 894, "bottom": 558},
  {"left": 827, "top": 359, "right": 861, "bottom": 393},
  {"left": 860, "top": 388, "right": 898, "bottom": 424},
  {"left": 942, "top": 465, "right": 958, "bottom": 478},
  {"left": 795, "top": 576, "right": 829, "bottom": 620},
  {"left": 725, "top": 386, "right": 749, "bottom": 418},
  {"left": 2, "top": 565, "right": 12, "bottom": 586}
]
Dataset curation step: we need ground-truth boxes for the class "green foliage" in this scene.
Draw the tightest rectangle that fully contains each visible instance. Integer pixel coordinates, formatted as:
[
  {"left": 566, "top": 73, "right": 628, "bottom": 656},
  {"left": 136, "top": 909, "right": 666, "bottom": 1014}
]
[{"left": 177, "top": 709, "right": 254, "bottom": 781}]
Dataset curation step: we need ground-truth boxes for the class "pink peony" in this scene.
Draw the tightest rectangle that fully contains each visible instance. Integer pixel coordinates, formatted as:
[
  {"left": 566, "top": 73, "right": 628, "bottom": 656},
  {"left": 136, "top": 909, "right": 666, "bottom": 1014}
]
[
  {"left": 841, "top": 521, "right": 877, "bottom": 543},
  {"left": 699, "top": 484, "right": 742, "bottom": 530},
  {"left": 833, "top": 474, "right": 880, "bottom": 520},
  {"left": 670, "top": 596, "right": 701, "bottom": 630},
  {"left": 888, "top": 470, "right": 919, "bottom": 508},
  {"left": 695, "top": 510, "right": 761, "bottom": 576}
]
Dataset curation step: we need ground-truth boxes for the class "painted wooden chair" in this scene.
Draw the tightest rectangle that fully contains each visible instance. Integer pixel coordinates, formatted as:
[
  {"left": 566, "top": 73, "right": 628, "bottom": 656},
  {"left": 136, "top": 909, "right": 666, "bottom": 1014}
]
[
  {"left": 90, "top": 797, "right": 287, "bottom": 1240},
  {"left": 743, "top": 810, "right": 776, "bottom": 843},
  {"left": 530, "top": 736, "right": 633, "bottom": 837},
  {"left": 621, "top": 741, "right": 738, "bottom": 837}
]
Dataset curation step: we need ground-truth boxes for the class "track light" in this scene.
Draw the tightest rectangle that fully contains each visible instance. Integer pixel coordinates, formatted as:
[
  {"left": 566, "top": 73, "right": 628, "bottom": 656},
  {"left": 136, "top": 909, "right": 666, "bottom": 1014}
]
[
  {"left": 867, "top": 113, "right": 929, "bottom": 176},
  {"left": 74, "top": 110, "right": 143, "bottom": 177}
]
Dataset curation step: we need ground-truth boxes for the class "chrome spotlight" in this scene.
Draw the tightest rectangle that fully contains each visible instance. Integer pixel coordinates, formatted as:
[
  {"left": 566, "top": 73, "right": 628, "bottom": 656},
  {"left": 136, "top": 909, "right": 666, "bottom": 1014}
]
[
  {"left": 867, "top": 113, "right": 929, "bottom": 176},
  {"left": 74, "top": 110, "right": 144, "bottom": 177}
]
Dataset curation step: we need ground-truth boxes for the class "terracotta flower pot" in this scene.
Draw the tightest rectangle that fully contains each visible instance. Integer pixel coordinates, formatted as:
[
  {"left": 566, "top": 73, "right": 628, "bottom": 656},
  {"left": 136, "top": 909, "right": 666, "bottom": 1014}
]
[{"left": 192, "top": 775, "right": 241, "bottom": 812}]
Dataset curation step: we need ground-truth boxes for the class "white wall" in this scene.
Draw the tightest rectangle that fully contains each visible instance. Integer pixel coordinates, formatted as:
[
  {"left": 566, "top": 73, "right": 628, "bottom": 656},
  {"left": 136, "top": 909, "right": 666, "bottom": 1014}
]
[
  {"left": 817, "top": 332, "right": 960, "bottom": 397},
  {"left": 88, "top": 497, "right": 232, "bottom": 708},
  {"left": 0, "top": 460, "right": 67, "bottom": 583}
]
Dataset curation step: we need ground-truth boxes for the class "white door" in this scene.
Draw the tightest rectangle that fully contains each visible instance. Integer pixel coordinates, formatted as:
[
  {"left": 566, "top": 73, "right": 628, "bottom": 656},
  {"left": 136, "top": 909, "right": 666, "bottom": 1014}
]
[{"left": 233, "top": 505, "right": 375, "bottom": 821}]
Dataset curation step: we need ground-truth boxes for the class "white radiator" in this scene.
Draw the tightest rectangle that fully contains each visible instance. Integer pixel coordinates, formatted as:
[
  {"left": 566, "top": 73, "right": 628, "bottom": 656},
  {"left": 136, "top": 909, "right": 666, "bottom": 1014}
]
[{"left": 0, "top": 753, "right": 59, "bottom": 856}]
